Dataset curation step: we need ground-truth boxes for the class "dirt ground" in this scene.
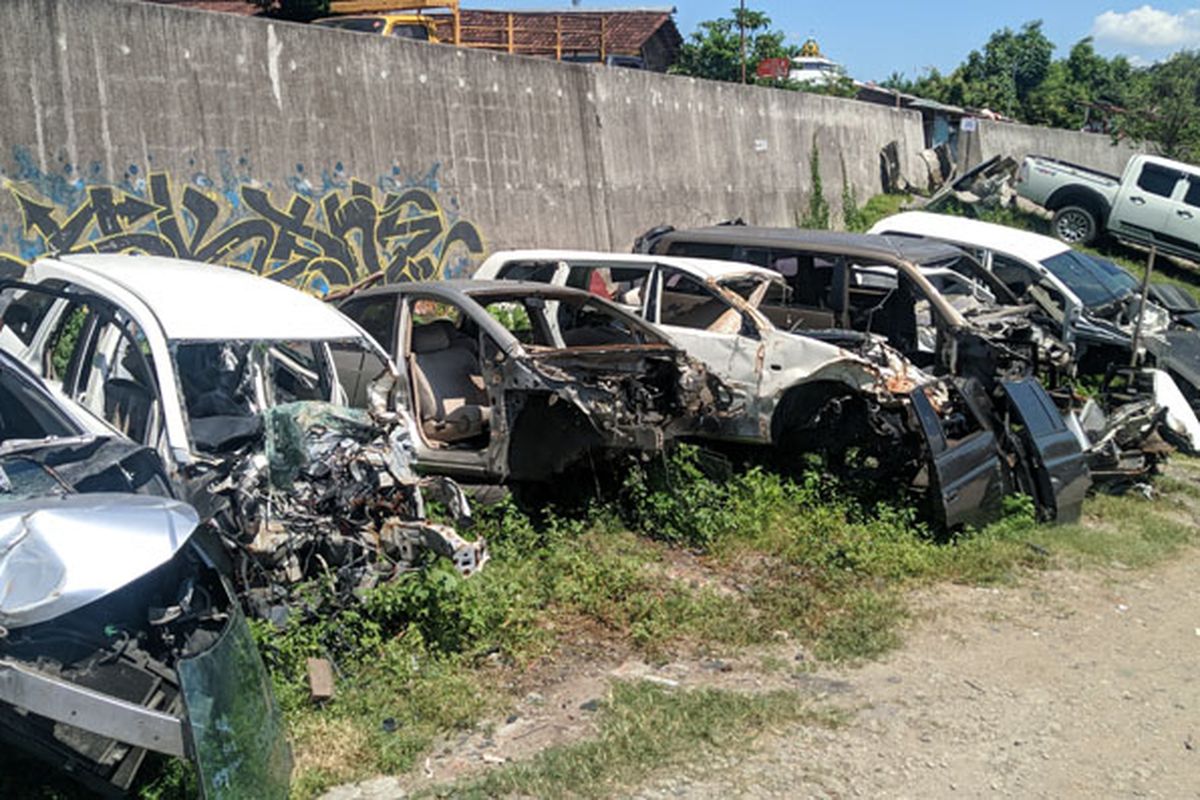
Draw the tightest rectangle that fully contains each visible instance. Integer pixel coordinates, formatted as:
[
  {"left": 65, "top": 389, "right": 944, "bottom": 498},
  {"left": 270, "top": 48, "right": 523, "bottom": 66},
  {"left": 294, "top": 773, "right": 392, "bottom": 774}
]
[{"left": 324, "top": 546, "right": 1200, "bottom": 800}]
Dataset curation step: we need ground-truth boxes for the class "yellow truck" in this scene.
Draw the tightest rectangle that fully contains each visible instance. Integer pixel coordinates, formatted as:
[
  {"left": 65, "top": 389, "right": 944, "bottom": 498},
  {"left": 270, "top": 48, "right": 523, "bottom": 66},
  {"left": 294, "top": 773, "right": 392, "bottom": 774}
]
[{"left": 312, "top": 0, "right": 460, "bottom": 43}]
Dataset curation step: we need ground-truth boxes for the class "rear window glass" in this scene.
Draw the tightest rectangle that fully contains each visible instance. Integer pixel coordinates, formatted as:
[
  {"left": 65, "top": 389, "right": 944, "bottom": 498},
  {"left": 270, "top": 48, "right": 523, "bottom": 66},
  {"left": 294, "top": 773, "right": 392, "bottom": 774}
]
[{"left": 1185, "top": 178, "right": 1200, "bottom": 209}]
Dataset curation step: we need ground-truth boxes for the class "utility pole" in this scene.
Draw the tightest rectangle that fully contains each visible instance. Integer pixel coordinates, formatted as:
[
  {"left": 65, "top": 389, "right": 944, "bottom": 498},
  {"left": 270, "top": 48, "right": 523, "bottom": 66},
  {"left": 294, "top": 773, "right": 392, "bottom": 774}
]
[{"left": 739, "top": 0, "right": 747, "bottom": 83}]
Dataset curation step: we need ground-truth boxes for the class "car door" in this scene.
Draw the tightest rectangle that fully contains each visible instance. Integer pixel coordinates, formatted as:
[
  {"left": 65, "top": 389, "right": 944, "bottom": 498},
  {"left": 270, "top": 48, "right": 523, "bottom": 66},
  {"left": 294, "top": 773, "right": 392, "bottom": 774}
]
[
  {"left": 1111, "top": 161, "right": 1184, "bottom": 245},
  {"left": 646, "top": 265, "right": 762, "bottom": 416},
  {"left": 909, "top": 380, "right": 1007, "bottom": 531},
  {"left": 1163, "top": 173, "right": 1200, "bottom": 254},
  {"left": 999, "top": 378, "right": 1090, "bottom": 523}
]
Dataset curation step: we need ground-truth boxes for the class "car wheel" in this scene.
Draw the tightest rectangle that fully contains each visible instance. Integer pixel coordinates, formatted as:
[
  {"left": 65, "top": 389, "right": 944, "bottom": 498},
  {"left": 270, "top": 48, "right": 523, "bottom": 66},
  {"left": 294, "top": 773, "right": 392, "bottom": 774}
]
[{"left": 1052, "top": 205, "right": 1098, "bottom": 245}]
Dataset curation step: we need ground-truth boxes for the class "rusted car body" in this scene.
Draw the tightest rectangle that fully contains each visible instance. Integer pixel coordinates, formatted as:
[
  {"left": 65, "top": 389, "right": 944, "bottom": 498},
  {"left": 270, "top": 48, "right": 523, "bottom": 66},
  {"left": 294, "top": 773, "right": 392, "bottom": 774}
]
[
  {"left": 337, "top": 280, "right": 727, "bottom": 484},
  {"left": 633, "top": 227, "right": 1093, "bottom": 523}
]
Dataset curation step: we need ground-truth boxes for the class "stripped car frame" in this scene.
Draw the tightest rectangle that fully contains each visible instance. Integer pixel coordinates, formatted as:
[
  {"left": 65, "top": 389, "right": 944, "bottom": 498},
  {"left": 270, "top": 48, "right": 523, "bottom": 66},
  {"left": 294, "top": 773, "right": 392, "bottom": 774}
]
[
  {"left": 337, "top": 279, "right": 726, "bottom": 484},
  {"left": 633, "top": 227, "right": 1093, "bottom": 523},
  {"left": 474, "top": 249, "right": 1086, "bottom": 528}
]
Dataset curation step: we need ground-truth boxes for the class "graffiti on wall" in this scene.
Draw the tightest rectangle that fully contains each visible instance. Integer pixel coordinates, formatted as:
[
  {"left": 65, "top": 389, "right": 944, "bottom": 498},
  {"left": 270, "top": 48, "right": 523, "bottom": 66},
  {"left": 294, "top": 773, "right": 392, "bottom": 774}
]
[{"left": 0, "top": 152, "right": 486, "bottom": 294}]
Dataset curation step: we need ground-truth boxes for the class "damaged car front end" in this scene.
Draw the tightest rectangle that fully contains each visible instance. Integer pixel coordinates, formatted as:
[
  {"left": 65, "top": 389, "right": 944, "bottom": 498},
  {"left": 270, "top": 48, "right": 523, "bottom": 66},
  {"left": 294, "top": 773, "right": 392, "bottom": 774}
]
[
  {"left": 0, "top": 493, "right": 291, "bottom": 799},
  {"left": 0, "top": 255, "right": 487, "bottom": 617}
]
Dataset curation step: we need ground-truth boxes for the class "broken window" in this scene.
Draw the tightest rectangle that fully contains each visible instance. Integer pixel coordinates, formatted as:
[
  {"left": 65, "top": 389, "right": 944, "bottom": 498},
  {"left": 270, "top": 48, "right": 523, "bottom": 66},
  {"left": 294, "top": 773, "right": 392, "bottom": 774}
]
[
  {"left": 657, "top": 268, "right": 747, "bottom": 335},
  {"left": 68, "top": 310, "right": 161, "bottom": 445},
  {"left": 341, "top": 295, "right": 398, "bottom": 352},
  {"left": 565, "top": 265, "right": 650, "bottom": 310}
]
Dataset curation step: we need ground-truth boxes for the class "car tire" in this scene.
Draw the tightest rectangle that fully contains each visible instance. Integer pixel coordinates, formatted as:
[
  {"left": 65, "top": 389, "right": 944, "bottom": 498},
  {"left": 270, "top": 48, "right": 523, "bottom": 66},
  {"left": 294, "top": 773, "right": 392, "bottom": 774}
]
[{"left": 1052, "top": 205, "right": 1098, "bottom": 246}]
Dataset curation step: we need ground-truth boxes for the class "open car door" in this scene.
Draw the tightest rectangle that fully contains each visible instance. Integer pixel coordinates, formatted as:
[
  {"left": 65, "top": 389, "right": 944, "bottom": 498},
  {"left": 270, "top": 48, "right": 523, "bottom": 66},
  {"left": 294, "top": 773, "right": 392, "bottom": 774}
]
[
  {"left": 1000, "top": 378, "right": 1091, "bottom": 523},
  {"left": 910, "top": 380, "right": 1009, "bottom": 531}
]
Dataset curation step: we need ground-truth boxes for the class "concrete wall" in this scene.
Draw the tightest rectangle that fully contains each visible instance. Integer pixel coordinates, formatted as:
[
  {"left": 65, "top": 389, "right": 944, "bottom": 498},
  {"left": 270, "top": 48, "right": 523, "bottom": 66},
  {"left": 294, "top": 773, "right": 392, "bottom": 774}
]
[
  {"left": 0, "top": 0, "right": 925, "bottom": 289},
  {"left": 960, "top": 119, "right": 1144, "bottom": 177}
]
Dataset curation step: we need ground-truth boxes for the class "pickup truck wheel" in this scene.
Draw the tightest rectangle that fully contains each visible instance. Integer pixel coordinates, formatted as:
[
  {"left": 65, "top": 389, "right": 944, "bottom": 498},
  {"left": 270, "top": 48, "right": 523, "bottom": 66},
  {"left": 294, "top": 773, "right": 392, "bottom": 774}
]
[{"left": 1052, "top": 205, "right": 1098, "bottom": 245}]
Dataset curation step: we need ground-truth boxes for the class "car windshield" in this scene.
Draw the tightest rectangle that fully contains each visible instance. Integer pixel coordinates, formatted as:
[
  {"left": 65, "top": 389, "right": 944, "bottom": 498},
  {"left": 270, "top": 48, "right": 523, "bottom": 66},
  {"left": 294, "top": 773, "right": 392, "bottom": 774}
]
[
  {"left": 0, "top": 455, "right": 69, "bottom": 504},
  {"left": 1040, "top": 251, "right": 1132, "bottom": 309},
  {"left": 0, "top": 366, "right": 79, "bottom": 444}
]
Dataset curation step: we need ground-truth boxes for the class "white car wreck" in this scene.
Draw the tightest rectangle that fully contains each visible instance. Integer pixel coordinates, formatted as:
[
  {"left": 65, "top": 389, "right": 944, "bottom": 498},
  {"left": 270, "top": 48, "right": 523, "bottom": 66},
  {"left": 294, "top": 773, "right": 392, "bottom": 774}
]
[{"left": 0, "top": 254, "right": 486, "bottom": 617}]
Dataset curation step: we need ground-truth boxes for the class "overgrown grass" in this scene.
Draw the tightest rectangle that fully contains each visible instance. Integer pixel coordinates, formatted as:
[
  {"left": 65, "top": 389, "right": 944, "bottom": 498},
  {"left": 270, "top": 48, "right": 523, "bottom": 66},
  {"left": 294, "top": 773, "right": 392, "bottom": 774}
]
[
  {"left": 423, "top": 680, "right": 835, "bottom": 799},
  {"left": 11, "top": 447, "right": 1200, "bottom": 799}
]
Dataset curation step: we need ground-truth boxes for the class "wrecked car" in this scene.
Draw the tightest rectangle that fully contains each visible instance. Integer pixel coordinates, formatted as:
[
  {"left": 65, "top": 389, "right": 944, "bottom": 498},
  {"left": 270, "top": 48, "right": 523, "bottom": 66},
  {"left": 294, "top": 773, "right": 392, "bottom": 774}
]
[
  {"left": 632, "top": 226, "right": 1092, "bottom": 523},
  {"left": 867, "top": 212, "right": 1200, "bottom": 470},
  {"left": 336, "top": 279, "right": 725, "bottom": 485},
  {"left": 0, "top": 350, "right": 290, "bottom": 797},
  {"left": 473, "top": 250, "right": 1086, "bottom": 528},
  {"left": 0, "top": 254, "right": 486, "bottom": 616}
]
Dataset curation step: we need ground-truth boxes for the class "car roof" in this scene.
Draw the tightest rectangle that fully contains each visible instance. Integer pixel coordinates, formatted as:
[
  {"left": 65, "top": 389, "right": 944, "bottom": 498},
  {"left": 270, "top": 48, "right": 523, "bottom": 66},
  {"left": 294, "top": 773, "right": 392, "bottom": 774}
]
[
  {"left": 346, "top": 278, "right": 632, "bottom": 302},
  {"left": 651, "top": 226, "right": 968, "bottom": 264},
  {"left": 869, "top": 212, "right": 1069, "bottom": 263},
  {"left": 40, "top": 254, "right": 364, "bottom": 341},
  {"left": 482, "top": 249, "right": 781, "bottom": 282}
]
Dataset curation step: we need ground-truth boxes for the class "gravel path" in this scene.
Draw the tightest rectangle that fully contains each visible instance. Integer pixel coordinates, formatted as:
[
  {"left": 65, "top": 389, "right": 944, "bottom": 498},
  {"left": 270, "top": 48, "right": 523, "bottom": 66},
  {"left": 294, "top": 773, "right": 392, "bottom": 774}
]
[{"left": 631, "top": 550, "right": 1200, "bottom": 799}]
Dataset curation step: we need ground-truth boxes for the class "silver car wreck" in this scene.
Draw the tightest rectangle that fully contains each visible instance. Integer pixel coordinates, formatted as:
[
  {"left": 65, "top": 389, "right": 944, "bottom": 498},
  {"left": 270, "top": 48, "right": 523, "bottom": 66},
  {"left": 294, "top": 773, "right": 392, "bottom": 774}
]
[
  {"left": 0, "top": 255, "right": 487, "bottom": 617},
  {"left": 0, "top": 350, "right": 290, "bottom": 797},
  {"left": 336, "top": 280, "right": 727, "bottom": 485}
]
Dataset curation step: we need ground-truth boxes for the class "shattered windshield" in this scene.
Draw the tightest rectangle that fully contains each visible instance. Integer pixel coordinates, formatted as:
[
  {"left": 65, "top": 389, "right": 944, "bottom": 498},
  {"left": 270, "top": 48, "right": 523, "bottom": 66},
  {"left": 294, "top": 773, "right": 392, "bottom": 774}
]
[
  {"left": 173, "top": 340, "right": 343, "bottom": 454},
  {"left": 1040, "top": 251, "right": 1132, "bottom": 310},
  {"left": 0, "top": 456, "right": 68, "bottom": 504}
]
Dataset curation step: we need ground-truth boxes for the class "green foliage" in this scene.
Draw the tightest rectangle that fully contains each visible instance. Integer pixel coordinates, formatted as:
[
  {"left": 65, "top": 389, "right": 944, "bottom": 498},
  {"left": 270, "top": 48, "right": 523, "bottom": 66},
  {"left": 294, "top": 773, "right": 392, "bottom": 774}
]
[
  {"left": 840, "top": 154, "right": 866, "bottom": 232},
  {"left": 251, "top": 0, "right": 330, "bottom": 20},
  {"left": 798, "top": 136, "right": 831, "bottom": 230},
  {"left": 1120, "top": 50, "right": 1200, "bottom": 162},
  {"left": 671, "top": 5, "right": 796, "bottom": 83}
]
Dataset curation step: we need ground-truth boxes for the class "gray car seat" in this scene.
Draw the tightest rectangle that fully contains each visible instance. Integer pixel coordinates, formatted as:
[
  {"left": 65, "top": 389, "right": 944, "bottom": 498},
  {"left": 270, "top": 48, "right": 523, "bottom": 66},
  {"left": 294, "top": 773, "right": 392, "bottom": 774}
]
[{"left": 410, "top": 319, "right": 491, "bottom": 443}]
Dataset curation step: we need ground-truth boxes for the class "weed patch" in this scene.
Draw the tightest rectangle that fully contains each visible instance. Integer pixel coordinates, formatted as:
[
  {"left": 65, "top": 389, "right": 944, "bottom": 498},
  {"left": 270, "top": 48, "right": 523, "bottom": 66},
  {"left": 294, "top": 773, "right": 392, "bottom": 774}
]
[{"left": 428, "top": 681, "right": 832, "bottom": 799}]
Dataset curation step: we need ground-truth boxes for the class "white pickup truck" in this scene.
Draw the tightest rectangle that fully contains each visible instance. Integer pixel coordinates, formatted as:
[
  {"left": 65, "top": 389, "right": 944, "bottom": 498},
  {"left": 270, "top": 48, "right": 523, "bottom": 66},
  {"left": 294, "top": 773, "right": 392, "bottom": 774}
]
[{"left": 1016, "top": 153, "right": 1200, "bottom": 257}]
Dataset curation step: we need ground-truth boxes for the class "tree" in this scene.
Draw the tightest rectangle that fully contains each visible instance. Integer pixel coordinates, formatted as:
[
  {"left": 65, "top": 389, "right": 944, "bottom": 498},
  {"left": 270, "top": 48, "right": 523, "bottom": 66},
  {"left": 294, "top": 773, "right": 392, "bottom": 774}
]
[
  {"left": 671, "top": 6, "right": 796, "bottom": 83},
  {"left": 1121, "top": 51, "right": 1200, "bottom": 162},
  {"left": 251, "top": 0, "right": 330, "bottom": 21}
]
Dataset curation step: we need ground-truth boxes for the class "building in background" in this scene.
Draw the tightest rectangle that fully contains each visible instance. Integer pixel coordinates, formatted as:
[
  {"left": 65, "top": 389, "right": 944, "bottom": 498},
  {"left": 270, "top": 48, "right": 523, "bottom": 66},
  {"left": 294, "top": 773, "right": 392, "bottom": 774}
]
[{"left": 145, "top": 1, "right": 682, "bottom": 71}]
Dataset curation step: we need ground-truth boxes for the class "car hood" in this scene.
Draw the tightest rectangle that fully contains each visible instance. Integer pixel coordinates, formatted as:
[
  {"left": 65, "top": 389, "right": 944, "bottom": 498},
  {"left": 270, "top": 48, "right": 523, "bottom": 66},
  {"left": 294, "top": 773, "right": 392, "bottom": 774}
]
[{"left": 0, "top": 493, "right": 199, "bottom": 628}]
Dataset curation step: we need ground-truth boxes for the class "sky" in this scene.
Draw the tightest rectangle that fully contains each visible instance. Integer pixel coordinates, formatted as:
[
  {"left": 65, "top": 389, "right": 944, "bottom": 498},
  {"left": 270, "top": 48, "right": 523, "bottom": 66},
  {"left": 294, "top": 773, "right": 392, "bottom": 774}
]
[{"left": 478, "top": 2, "right": 1200, "bottom": 81}]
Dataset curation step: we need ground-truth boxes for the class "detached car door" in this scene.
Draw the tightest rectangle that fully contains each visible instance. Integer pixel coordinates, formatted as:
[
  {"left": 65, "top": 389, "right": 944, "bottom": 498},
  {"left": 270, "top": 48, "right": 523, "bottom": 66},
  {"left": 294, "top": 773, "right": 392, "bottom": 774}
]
[
  {"left": 1000, "top": 378, "right": 1090, "bottom": 523},
  {"left": 910, "top": 380, "right": 1008, "bottom": 531}
]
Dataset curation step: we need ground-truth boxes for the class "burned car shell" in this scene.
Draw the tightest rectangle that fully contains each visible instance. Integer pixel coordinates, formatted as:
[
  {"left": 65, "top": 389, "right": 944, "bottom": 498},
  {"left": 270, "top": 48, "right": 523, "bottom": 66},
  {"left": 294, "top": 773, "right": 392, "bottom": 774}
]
[
  {"left": 337, "top": 279, "right": 721, "bottom": 483},
  {"left": 0, "top": 254, "right": 485, "bottom": 607},
  {"left": 635, "top": 225, "right": 1091, "bottom": 523},
  {"left": 473, "top": 250, "right": 897, "bottom": 446}
]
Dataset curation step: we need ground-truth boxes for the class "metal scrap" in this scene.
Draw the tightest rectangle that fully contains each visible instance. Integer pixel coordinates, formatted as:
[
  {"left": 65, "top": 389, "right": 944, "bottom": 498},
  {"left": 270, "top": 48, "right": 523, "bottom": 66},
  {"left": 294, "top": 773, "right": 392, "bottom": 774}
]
[{"left": 220, "top": 401, "right": 488, "bottom": 620}]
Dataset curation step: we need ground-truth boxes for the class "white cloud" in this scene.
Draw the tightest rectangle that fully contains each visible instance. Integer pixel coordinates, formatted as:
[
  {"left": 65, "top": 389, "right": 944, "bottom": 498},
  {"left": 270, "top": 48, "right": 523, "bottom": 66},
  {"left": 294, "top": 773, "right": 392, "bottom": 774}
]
[{"left": 1091, "top": 5, "right": 1200, "bottom": 48}]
